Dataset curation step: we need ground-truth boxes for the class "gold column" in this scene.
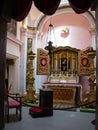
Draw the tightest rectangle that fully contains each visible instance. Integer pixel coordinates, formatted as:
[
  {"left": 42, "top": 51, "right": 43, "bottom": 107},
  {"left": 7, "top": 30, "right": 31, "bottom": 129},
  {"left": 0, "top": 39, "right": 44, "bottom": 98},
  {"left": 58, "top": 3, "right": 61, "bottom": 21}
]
[
  {"left": 59, "top": 53, "right": 62, "bottom": 74},
  {"left": 23, "top": 52, "right": 37, "bottom": 103},
  {"left": 55, "top": 54, "right": 58, "bottom": 70},
  {"left": 71, "top": 52, "right": 74, "bottom": 74},
  {"left": 82, "top": 51, "right": 96, "bottom": 108}
]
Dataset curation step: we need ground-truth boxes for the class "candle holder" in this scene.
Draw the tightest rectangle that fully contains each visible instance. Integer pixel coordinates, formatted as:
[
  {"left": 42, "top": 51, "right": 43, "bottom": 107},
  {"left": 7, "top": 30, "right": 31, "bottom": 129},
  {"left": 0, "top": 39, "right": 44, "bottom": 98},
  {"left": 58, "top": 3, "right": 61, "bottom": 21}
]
[
  {"left": 23, "top": 52, "right": 37, "bottom": 103},
  {"left": 82, "top": 51, "right": 96, "bottom": 108}
]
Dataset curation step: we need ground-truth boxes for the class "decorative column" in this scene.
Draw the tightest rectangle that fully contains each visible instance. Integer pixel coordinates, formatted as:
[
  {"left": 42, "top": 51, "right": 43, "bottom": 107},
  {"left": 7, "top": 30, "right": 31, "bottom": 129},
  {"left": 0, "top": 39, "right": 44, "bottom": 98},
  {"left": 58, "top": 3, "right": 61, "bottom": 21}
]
[
  {"left": 59, "top": 53, "right": 62, "bottom": 75},
  {"left": 89, "top": 27, "right": 96, "bottom": 50},
  {"left": 31, "top": 27, "right": 41, "bottom": 93},
  {"left": 83, "top": 51, "right": 96, "bottom": 108},
  {"left": 23, "top": 52, "right": 37, "bottom": 103},
  {"left": 20, "top": 27, "right": 28, "bottom": 93},
  {"left": 66, "top": 51, "right": 69, "bottom": 77},
  {"left": 71, "top": 51, "right": 74, "bottom": 76}
]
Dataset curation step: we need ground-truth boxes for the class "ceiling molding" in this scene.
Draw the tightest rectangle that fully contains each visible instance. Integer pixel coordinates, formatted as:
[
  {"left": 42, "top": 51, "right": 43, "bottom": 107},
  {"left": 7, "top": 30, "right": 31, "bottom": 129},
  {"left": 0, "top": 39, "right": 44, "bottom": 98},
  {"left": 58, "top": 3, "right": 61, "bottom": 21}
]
[{"left": 36, "top": 6, "right": 95, "bottom": 31}]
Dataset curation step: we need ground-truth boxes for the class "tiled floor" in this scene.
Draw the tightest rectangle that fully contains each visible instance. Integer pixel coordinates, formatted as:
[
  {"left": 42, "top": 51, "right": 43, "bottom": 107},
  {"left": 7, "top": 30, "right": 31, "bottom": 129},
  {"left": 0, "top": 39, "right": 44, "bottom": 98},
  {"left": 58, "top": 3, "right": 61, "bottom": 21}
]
[{"left": 4, "top": 106, "right": 95, "bottom": 130}]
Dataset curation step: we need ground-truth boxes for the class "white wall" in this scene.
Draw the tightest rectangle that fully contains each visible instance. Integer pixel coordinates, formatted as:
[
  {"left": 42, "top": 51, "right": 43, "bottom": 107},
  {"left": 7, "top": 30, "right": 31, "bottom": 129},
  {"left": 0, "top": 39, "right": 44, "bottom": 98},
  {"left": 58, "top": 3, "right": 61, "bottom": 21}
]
[{"left": 6, "top": 32, "right": 22, "bottom": 93}]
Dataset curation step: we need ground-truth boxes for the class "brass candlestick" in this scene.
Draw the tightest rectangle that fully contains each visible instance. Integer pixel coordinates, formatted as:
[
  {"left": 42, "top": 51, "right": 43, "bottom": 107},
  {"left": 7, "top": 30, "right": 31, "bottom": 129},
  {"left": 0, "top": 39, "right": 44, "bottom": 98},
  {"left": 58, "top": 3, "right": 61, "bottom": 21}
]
[{"left": 23, "top": 52, "right": 37, "bottom": 103}]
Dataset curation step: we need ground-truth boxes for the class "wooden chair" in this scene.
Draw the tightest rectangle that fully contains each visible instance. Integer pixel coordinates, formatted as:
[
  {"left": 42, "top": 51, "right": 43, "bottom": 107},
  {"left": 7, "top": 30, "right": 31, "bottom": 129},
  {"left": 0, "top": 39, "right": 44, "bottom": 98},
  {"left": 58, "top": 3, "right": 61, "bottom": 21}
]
[{"left": 5, "top": 81, "right": 23, "bottom": 122}]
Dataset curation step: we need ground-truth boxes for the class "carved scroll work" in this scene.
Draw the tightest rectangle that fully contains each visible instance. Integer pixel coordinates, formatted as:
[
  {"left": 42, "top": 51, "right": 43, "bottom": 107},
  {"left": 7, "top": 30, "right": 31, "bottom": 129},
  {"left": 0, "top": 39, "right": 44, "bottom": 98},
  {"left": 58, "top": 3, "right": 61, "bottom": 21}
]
[
  {"left": 78, "top": 47, "right": 96, "bottom": 75},
  {"left": 37, "top": 48, "right": 50, "bottom": 75}
]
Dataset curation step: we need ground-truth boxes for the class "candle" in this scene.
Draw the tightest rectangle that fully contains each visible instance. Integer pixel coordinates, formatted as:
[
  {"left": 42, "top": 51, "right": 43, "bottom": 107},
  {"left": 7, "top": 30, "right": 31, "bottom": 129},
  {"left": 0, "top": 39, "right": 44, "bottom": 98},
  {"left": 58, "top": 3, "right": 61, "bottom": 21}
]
[
  {"left": 75, "top": 53, "right": 77, "bottom": 71},
  {"left": 72, "top": 52, "right": 73, "bottom": 70},
  {"left": 52, "top": 53, "right": 53, "bottom": 71},
  {"left": 60, "top": 53, "right": 61, "bottom": 71},
  {"left": 67, "top": 52, "right": 68, "bottom": 72},
  {"left": 56, "top": 54, "right": 58, "bottom": 69}
]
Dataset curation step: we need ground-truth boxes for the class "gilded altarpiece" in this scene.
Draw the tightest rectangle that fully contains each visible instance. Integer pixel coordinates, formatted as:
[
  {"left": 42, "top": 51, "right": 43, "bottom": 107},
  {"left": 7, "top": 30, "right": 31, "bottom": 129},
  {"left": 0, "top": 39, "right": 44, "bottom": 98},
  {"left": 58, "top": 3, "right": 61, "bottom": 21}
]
[
  {"left": 78, "top": 47, "right": 95, "bottom": 75},
  {"left": 37, "top": 46, "right": 96, "bottom": 106},
  {"left": 37, "top": 48, "right": 50, "bottom": 75},
  {"left": 78, "top": 47, "right": 96, "bottom": 108},
  {"left": 45, "top": 46, "right": 80, "bottom": 83}
]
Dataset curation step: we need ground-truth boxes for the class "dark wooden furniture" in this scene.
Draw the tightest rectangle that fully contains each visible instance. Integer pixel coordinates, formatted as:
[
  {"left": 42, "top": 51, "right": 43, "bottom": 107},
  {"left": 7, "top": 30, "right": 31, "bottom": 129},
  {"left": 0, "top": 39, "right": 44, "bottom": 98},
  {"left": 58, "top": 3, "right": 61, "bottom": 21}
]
[
  {"left": 5, "top": 79, "right": 22, "bottom": 122},
  {"left": 39, "top": 88, "right": 53, "bottom": 108},
  {"left": 5, "top": 92, "right": 22, "bottom": 122},
  {"left": 29, "top": 88, "right": 53, "bottom": 118}
]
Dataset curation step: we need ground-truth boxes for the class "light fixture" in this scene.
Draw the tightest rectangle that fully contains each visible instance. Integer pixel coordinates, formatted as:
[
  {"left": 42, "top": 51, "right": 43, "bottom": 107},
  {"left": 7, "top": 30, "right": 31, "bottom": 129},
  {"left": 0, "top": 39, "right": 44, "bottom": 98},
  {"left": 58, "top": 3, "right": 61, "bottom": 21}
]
[
  {"left": 44, "top": 17, "right": 57, "bottom": 74},
  {"left": 44, "top": 18, "right": 57, "bottom": 54}
]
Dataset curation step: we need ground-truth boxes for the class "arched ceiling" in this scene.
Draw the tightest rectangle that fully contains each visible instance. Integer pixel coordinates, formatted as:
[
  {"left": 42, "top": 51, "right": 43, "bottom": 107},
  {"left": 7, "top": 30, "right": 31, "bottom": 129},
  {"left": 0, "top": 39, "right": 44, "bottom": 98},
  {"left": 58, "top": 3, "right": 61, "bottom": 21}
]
[
  {"left": 41, "top": 12, "right": 93, "bottom": 49},
  {"left": 28, "top": 0, "right": 69, "bottom": 26},
  {"left": 27, "top": 0, "right": 95, "bottom": 35},
  {"left": 42, "top": 13, "right": 91, "bottom": 33}
]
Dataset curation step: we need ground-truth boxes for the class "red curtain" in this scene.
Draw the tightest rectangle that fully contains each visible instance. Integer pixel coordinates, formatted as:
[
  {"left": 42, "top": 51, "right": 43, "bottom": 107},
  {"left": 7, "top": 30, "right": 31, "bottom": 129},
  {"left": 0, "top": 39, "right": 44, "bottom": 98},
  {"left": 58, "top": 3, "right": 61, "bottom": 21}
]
[
  {"left": 1, "top": 0, "right": 93, "bottom": 21},
  {"left": 68, "top": 0, "right": 92, "bottom": 14},
  {"left": 34, "top": 0, "right": 61, "bottom": 15},
  {"left": 33, "top": 0, "right": 92, "bottom": 15},
  {"left": 0, "top": 0, "right": 33, "bottom": 21},
  {"left": 11, "top": 0, "right": 33, "bottom": 21}
]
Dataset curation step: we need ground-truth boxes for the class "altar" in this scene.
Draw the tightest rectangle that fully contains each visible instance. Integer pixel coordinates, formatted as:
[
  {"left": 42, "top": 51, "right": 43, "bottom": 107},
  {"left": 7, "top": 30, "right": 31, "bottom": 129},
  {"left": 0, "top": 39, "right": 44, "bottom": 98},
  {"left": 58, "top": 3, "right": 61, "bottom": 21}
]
[
  {"left": 42, "top": 82, "right": 82, "bottom": 105},
  {"left": 37, "top": 46, "right": 96, "bottom": 107}
]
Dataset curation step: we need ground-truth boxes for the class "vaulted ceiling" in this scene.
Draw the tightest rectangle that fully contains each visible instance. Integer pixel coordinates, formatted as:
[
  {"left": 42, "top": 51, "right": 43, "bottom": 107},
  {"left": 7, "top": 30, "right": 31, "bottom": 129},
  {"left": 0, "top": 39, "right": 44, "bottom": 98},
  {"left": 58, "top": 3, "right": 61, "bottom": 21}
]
[
  {"left": 28, "top": 0, "right": 68, "bottom": 25},
  {"left": 28, "top": 0, "right": 95, "bottom": 28}
]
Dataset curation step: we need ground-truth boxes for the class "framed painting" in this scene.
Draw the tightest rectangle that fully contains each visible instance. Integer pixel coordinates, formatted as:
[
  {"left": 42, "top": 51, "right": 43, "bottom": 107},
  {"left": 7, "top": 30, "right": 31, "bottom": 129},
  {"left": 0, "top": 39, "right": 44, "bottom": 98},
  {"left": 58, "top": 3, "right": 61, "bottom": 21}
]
[{"left": 61, "top": 58, "right": 70, "bottom": 71}]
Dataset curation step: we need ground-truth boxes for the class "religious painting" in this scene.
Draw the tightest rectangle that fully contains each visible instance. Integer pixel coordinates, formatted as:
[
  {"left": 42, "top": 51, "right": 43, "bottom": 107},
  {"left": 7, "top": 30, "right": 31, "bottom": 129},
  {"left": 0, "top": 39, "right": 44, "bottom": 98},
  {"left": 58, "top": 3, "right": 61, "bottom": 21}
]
[
  {"left": 81, "top": 57, "right": 89, "bottom": 67},
  {"left": 61, "top": 58, "right": 70, "bottom": 71},
  {"left": 78, "top": 47, "right": 93, "bottom": 75},
  {"left": 37, "top": 48, "right": 50, "bottom": 75},
  {"left": 7, "top": 19, "right": 17, "bottom": 36}
]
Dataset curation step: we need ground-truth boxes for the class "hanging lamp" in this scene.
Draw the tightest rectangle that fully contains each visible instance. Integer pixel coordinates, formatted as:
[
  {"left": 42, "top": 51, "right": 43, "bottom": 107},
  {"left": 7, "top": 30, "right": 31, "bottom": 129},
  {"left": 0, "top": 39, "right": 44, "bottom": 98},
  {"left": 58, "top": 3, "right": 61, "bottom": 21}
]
[
  {"left": 44, "top": 17, "right": 57, "bottom": 74},
  {"left": 44, "top": 17, "right": 57, "bottom": 54}
]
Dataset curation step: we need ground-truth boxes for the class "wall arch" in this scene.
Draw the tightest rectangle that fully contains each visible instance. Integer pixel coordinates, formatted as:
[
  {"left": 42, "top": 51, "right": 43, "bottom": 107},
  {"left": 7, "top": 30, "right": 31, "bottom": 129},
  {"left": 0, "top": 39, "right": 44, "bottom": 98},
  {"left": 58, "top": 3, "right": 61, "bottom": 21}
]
[{"left": 35, "top": 6, "right": 95, "bottom": 32}]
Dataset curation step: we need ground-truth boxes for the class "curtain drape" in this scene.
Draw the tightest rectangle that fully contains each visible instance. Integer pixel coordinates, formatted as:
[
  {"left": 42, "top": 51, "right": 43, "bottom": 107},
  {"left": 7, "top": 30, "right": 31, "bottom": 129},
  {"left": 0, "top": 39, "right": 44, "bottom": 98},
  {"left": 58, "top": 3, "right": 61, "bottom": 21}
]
[
  {"left": 34, "top": 0, "right": 61, "bottom": 15},
  {"left": 0, "top": 0, "right": 33, "bottom": 21},
  {"left": 68, "top": 0, "right": 92, "bottom": 14},
  {"left": 33, "top": 0, "right": 92, "bottom": 15},
  {"left": 11, "top": 0, "right": 33, "bottom": 21},
  {"left": 0, "top": 0, "right": 93, "bottom": 21}
]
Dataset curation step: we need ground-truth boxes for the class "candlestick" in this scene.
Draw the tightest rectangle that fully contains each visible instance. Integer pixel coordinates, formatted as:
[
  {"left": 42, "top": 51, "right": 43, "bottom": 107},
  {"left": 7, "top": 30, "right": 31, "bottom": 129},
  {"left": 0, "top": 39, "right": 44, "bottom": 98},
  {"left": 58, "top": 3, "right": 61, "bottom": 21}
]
[
  {"left": 56, "top": 54, "right": 58, "bottom": 69},
  {"left": 72, "top": 52, "right": 73, "bottom": 71},
  {"left": 52, "top": 53, "right": 53, "bottom": 71},
  {"left": 67, "top": 52, "right": 68, "bottom": 73},
  {"left": 75, "top": 53, "right": 77, "bottom": 72},
  {"left": 60, "top": 53, "right": 61, "bottom": 71}
]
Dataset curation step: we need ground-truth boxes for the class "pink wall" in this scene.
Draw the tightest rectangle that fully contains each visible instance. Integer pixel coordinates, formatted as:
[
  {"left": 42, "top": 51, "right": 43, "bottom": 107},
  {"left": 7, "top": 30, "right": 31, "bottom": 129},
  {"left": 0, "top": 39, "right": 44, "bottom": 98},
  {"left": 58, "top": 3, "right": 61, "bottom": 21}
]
[
  {"left": 79, "top": 76, "right": 90, "bottom": 99},
  {"left": 42, "top": 13, "right": 92, "bottom": 49}
]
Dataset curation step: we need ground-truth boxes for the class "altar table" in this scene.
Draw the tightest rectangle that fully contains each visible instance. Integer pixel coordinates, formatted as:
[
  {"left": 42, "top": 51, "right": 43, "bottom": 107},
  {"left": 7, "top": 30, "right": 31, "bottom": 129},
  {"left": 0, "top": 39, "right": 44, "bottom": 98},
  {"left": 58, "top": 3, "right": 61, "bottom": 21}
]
[{"left": 42, "top": 82, "right": 82, "bottom": 105}]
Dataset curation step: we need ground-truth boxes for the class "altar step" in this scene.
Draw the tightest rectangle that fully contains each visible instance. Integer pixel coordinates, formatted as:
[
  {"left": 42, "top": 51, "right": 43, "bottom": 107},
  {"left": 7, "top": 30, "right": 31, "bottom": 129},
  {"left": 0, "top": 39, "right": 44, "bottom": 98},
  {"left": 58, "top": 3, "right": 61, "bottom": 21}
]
[{"left": 53, "top": 104, "right": 77, "bottom": 111}]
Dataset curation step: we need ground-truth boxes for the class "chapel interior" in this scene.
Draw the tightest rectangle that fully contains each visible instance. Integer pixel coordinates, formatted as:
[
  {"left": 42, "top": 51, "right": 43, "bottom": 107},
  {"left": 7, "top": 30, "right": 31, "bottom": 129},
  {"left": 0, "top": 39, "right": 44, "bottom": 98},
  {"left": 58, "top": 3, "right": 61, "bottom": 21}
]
[
  {"left": 0, "top": 0, "right": 97, "bottom": 129},
  {"left": 5, "top": 0, "right": 96, "bottom": 108}
]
